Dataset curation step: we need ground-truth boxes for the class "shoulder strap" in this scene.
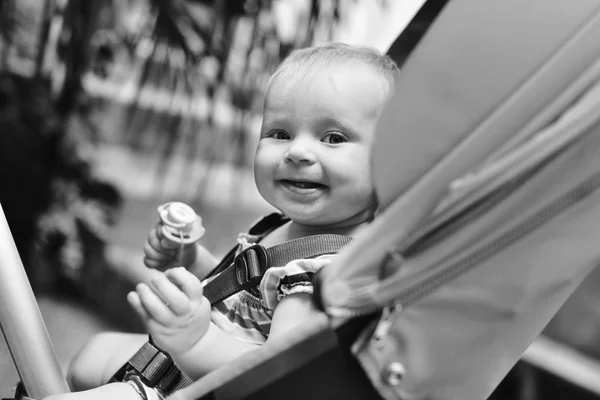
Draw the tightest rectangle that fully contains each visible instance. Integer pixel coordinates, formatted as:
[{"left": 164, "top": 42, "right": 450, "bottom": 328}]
[
  {"left": 248, "top": 212, "right": 291, "bottom": 235},
  {"left": 204, "top": 213, "right": 290, "bottom": 280},
  {"left": 204, "top": 233, "right": 352, "bottom": 305}
]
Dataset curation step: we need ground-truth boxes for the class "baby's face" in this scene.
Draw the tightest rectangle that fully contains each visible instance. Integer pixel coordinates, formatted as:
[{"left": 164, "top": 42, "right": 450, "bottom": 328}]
[{"left": 254, "top": 62, "right": 387, "bottom": 229}]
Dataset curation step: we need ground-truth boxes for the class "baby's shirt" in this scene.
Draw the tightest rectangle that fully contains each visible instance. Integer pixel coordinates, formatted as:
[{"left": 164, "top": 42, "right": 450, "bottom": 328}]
[{"left": 210, "top": 232, "right": 336, "bottom": 344}]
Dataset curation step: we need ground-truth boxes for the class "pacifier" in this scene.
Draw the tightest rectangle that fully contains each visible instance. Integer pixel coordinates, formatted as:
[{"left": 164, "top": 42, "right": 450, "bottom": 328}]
[{"left": 157, "top": 202, "right": 206, "bottom": 244}]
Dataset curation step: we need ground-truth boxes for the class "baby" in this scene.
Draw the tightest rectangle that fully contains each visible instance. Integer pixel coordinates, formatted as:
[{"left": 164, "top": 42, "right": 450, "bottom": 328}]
[{"left": 49, "top": 42, "right": 399, "bottom": 400}]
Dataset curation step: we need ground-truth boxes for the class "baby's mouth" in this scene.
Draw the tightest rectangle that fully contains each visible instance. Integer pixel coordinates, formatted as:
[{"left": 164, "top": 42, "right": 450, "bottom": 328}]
[{"left": 280, "top": 180, "right": 327, "bottom": 190}]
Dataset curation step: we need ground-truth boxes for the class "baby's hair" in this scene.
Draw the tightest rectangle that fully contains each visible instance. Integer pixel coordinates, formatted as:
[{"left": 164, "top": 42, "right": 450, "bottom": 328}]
[{"left": 266, "top": 42, "right": 399, "bottom": 95}]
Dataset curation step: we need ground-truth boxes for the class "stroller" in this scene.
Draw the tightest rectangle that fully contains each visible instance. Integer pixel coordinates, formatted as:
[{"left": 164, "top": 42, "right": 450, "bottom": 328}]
[{"left": 2, "top": 0, "right": 600, "bottom": 398}]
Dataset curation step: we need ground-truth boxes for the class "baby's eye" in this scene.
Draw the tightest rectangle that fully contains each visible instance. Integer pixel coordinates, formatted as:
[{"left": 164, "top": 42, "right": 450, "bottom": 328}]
[
  {"left": 322, "top": 131, "right": 347, "bottom": 144},
  {"left": 267, "top": 130, "right": 291, "bottom": 140}
]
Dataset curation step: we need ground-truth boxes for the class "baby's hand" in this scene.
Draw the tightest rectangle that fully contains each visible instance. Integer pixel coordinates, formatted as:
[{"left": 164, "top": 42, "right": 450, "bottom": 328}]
[
  {"left": 143, "top": 222, "right": 198, "bottom": 271},
  {"left": 143, "top": 202, "right": 205, "bottom": 271},
  {"left": 127, "top": 267, "right": 211, "bottom": 356}
]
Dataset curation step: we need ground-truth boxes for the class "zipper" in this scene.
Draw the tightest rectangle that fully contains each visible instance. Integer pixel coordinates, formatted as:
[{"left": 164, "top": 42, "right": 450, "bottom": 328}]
[
  {"left": 398, "top": 77, "right": 600, "bottom": 258},
  {"left": 399, "top": 165, "right": 541, "bottom": 258},
  {"left": 371, "top": 303, "right": 403, "bottom": 347}
]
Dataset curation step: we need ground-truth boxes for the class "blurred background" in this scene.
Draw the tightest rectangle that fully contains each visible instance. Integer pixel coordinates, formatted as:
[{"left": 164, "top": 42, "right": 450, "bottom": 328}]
[{"left": 0, "top": 0, "right": 598, "bottom": 399}]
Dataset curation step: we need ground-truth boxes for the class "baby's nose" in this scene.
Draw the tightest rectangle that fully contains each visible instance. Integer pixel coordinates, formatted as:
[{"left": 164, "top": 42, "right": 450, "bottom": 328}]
[{"left": 284, "top": 139, "right": 317, "bottom": 164}]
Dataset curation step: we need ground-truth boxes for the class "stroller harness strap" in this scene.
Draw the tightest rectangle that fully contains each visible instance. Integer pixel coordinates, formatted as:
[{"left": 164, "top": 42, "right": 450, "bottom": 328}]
[
  {"left": 203, "top": 234, "right": 353, "bottom": 305},
  {"left": 110, "top": 341, "right": 195, "bottom": 395}
]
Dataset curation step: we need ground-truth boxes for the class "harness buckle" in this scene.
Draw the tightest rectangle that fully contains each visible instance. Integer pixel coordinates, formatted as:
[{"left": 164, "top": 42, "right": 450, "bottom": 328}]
[
  {"left": 234, "top": 244, "right": 269, "bottom": 285},
  {"left": 125, "top": 342, "right": 176, "bottom": 388}
]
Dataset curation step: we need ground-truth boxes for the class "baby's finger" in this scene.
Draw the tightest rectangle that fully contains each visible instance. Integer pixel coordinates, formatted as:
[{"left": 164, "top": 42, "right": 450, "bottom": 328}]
[
  {"left": 148, "top": 228, "right": 178, "bottom": 254},
  {"left": 144, "top": 241, "right": 175, "bottom": 263},
  {"left": 127, "top": 291, "right": 150, "bottom": 321},
  {"left": 154, "top": 223, "right": 182, "bottom": 250},
  {"left": 165, "top": 267, "right": 204, "bottom": 301},
  {"left": 143, "top": 258, "right": 169, "bottom": 270},
  {"left": 150, "top": 275, "right": 191, "bottom": 315},
  {"left": 135, "top": 283, "right": 173, "bottom": 325},
  {"left": 143, "top": 249, "right": 175, "bottom": 271}
]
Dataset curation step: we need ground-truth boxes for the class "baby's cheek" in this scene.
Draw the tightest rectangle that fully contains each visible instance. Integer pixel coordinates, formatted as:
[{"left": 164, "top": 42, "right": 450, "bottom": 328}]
[
  {"left": 253, "top": 163, "right": 271, "bottom": 190},
  {"left": 348, "top": 175, "right": 377, "bottom": 210}
]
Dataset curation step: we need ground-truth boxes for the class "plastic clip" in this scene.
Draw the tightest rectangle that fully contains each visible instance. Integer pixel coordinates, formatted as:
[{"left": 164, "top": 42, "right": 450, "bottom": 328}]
[{"left": 234, "top": 244, "right": 269, "bottom": 285}]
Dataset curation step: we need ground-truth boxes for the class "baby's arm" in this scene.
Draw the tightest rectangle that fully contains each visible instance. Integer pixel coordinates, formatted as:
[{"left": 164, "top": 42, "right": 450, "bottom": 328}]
[
  {"left": 170, "top": 319, "right": 261, "bottom": 379},
  {"left": 267, "top": 292, "right": 321, "bottom": 336},
  {"left": 174, "top": 292, "right": 320, "bottom": 378},
  {"left": 188, "top": 242, "right": 220, "bottom": 279},
  {"left": 141, "top": 295, "right": 316, "bottom": 381}
]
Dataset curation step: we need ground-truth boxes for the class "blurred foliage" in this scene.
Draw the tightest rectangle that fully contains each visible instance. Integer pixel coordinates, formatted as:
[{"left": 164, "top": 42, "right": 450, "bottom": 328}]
[
  {"left": 0, "top": 71, "right": 122, "bottom": 290},
  {"left": 0, "top": 73, "right": 58, "bottom": 268},
  {"left": 0, "top": 0, "right": 122, "bottom": 290},
  {"left": 82, "top": 0, "right": 345, "bottom": 200}
]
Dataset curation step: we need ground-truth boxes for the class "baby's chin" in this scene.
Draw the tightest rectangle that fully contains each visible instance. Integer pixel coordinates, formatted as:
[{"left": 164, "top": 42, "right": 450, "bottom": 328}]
[
  {"left": 275, "top": 208, "right": 329, "bottom": 226},
  {"left": 288, "top": 211, "right": 371, "bottom": 231},
  {"left": 265, "top": 193, "right": 374, "bottom": 228},
  {"left": 282, "top": 211, "right": 327, "bottom": 226}
]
